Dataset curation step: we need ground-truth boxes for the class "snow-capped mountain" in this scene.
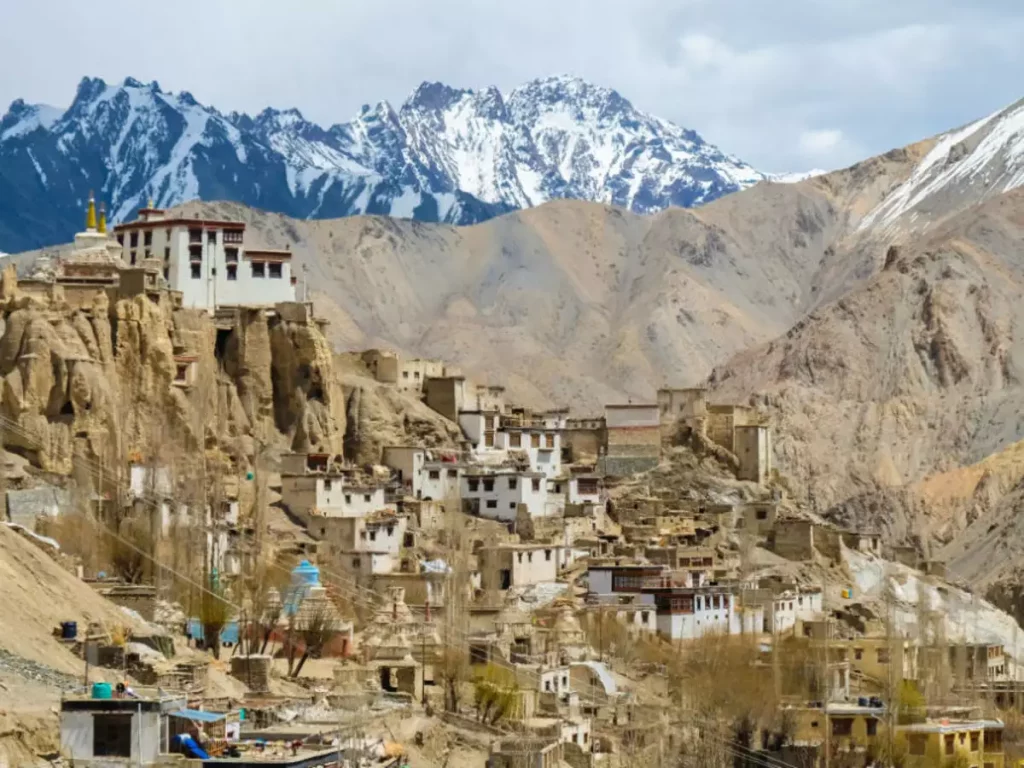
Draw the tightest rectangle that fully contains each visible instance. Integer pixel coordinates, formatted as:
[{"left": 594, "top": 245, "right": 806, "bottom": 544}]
[{"left": 0, "top": 75, "right": 767, "bottom": 252}]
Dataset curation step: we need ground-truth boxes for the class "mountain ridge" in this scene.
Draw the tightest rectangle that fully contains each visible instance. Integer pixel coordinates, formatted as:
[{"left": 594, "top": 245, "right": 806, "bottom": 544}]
[{"left": 0, "top": 74, "right": 768, "bottom": 252}]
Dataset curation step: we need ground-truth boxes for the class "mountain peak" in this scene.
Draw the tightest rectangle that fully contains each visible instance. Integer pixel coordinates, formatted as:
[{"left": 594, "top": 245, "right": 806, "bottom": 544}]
[
  {"left": 405, "top": 81, "right": 472, "bottom": 112},
  {"left": 0, "top": 73, "right": 768, "bottom": 252}
]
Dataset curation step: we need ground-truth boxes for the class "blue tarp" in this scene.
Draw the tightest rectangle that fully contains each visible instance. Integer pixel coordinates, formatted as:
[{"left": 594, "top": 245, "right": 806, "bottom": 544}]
[
  {"left": 187, "top": 619, "right": 239, "bottom": 644},
  {"left": 170, "top": 709, "right": 227, "bottom": 723},
  {"left": 173, "top": 734, "right": 210, "bottom": 759}
]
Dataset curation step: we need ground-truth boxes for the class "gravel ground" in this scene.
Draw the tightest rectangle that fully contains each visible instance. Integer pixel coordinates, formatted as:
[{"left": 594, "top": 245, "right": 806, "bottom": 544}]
[{"left": 0, "top": 648, "right": 79, "bottom": 691}]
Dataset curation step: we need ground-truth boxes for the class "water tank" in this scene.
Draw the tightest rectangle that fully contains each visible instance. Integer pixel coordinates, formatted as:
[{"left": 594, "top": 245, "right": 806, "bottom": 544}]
[
  {"left": 91, "top": 682, "right": 112, "bottom": 699},
  {"left": 291, "top": 560, "right": 320, "bottom": 588},
  {"left": 60, "top": 621, "right": 77, "bottom": 640}
]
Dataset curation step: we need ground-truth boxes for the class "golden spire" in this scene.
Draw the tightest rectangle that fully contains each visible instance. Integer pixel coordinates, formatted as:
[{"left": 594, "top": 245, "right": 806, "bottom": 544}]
[
  {"left": 85, "top": 191, "right": 97, "bottom": 231},
  {"left": 98, "top": 202, "right": 107, "bottom": 234},
  {"left": 147, "top": 197, "right": 154, "bottom": 209}
]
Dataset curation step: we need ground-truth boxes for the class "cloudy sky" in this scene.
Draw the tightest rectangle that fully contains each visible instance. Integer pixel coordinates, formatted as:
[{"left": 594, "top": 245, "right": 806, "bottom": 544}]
[{"left": 2, "top": 0, "right": 1022, "bottom": 173}]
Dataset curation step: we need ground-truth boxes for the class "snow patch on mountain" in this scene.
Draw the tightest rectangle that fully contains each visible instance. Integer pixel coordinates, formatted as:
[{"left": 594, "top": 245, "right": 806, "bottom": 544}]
[{"left": 860, "top": 99, "right": 1024, "bottom": 232}]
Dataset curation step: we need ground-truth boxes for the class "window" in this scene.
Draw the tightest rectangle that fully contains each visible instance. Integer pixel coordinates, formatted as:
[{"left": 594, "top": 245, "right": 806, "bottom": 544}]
[
  {"left": 545, "top": 680, "right": 551, "bottom": 691},
  {"left": 164, "top": 247, "right": 170, "bottom": 261},
  {"left": 468, "top": 480, "right": 479, "bottom": 492},
  {"left": 130, "top": 251, "right": 137, "bottom": 265},
  {"left": 867, "top": 719, "right": 878, "bottom": 737},
  {"left": 269, "top": 262, "right": 283, "bottom": 278},
  {"left": 116, "top": 234, "right": 124, "bottom": 245},
  {"left": 545, "top": 549, "right": 552, "bottom": 561},
  {"left": 130, "top": 232, "right": 139, "bottom": 247},
  {"left": 224, "top": 229, "right": 243, "bottom": 244},
  {"left": 508, "top": 478, "right": 517, "bottom": 490},
  {"left": 163, "top": 267, "right": 169, "bottom": 281},
  {"left": 831, "top": 718, "right": 853, "bottom": 737},
  {"left": 483, "top": 479, "right": 494, "bottom": 492},
  {"left": 191, "top": 263, "right": 201, "bottom": 279},
  {"left": 93, "top": 713, "right": 133, "bottom": 757},
  {"left": 517, "top": 553, "right": 523, "bottom": 563},
  {"left": 227, "top": 264, "right": 237, "bottom": 280},
  {"left": 532, "top": 479, "right": 541, "bottom": 492},
  {"left": 189, "top": 244, "right": 202, "bottom": 259},
  {"left": 877, "top": 648, "right": 890, "bottom": 664},
  {"left": 225, "top": 247, "right": 238, "bottom": 263},
  {"left": 189, "top": 228, "right": 201, "bottom": 243},
  {"left": 251, "top": 261, "right": 265, "bottom": 278},
  {"left": 531, "top": 433, "right": 541, "bottom": 448},
  {"left": 429, "top": 470, "right": 440, "bottom": 480},
  {"left": 527, "top": 553, "right": 533, "bottom": 562},
  {"left": 413, "top": 370, "right": 420, "bottom": 379},
  {"left": 324, "top": 479, "right": 332, "bottom": 491},
  {"left": 447, "top": 469, "right": 457, "bottom": 478},
  {"left": 166, "top": 228, "right": 171, "bottom": 239},
  {"left": 207, "top": 230, "right": 217, "bottom": 244},
  {"left": 945, "top": 735, "right": 955, "bottom": 755},
  {"left": 363, "top": 494, "right": 371, "bottom": 502},
  {"left": 572, "top": 734, "right": 578, "bottom": 744},
  {"left": 641, "top": 611, "right": 649, "bottom": 624},
  {"left": 174, "top": 364, "right": 189, "bottom": 383},
  {"left": 352, "top": 557, "right": 361, "bottom": 568},
  {"left": 970, "top": 732, "right": 980, "bottom": 752},
  {"left": 144, "top": 231, "right": 153, "bottom": 246},
  {"left": 510, "top": 432, "right": 522, "bottom": 448},
  {"left": 345, "top": 494, "right": 352, "bottom": 503},
  {"left": 854, "top": 648, "right": 863, "bottom": 660},
  {"left": 369, "top": 531, "right": 376, "bottom": 541},
  {"left": 756, "top": 509, "right": 768, "bottom": 520},
  {"left": 544, "top": 433, "right": 554, "bottom": 448},
  {"left": 908, "top": 735, "right": 927, "bottom": 756},
  {"left": 486, "top": 500, "right": 497, "bottom": 509}
]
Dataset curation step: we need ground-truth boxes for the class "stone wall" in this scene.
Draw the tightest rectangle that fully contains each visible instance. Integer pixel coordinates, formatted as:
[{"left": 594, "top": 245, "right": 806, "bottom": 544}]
[{"left": 230, "top": 654, "right": 271, "bottom": 693}]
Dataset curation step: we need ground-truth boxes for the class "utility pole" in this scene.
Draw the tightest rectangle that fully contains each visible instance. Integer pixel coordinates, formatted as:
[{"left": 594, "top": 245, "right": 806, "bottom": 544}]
[{"left": 823, "top": 579, "right": 830, "bottom": 768}]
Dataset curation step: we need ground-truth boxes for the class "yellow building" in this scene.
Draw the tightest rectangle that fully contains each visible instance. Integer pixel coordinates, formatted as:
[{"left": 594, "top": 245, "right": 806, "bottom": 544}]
[
  {"left": 898, "top": 720, "right": 1004, "bottom": 768},
  {"left": 790, "top": 703, "right": 885, "bottom": 756}
]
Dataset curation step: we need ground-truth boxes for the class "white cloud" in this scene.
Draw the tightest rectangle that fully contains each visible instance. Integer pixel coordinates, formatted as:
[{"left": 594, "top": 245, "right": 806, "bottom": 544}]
[{"left": 799, "top": 129, "right": 844, "bottom": 156}]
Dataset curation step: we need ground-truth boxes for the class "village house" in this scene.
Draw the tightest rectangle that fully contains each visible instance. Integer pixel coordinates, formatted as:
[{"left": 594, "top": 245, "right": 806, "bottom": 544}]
[
  {"left": 705, "top": 404, "right": 756, "bottom": 454},
  {"left": 382, "top": 446, "right": 463, "bottom": 501},
  {"left": 60, "top": 687, "right": 188, "bottom": 766},
  {"left": 657, "top": 387, "right": 708, "bottom": 432},
  {"left": 600, "top": 403, "right": 661, "bottom": 476},
  {"left": 461, "top": 469, "right": 554, "bottom": 523},
  {"left": 763, "top": 587, "right": 824, "bottom": 634},
  {"left": 734, "top": 424, "right": 773, "bottom": 484},
  {"left": 113, "top": 205, "right": 295, "bottom": 311},
  {"left": 562, "top": 416, "right": 606, "bottom": 463},
  {"left": 280, "top": 454, "right": 392, "bottom": 519},
  {"left": 306, "top": 510, "right": 408, "bottom": 575},
  {"left": 898, "top": 719, "right": 1004, "bottom": 768},
  {"left": 479, "top": 544, "right": 562, "bottom": 590},
  {"left": 650, "top": 586, "right": 761, "bottom": 641},
  {"left": 360, "top": 350, "right": 447, "bottom": 391}
]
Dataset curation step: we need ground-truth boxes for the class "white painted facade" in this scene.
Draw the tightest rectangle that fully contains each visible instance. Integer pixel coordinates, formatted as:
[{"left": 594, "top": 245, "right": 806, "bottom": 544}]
[
  {"left": 113, "top": 209, "right": 295, "bottom": 311},
  {"left": 479, "top": 545, "right": 562, "bottom": 590},
  {"left": 461, "top": 471, "right": 551, "bottom": 522},
  {"left": 654, "top": 590, "right": 764, "bottom": 641},
  {"left": 567, "top": 476, "right": 602, "bottom": 505},
  {"left": 281, "top": 473, "right": 391, "bottom": 519},
  {"left": 419, "top": 463, "right": 462, "bottom": 501},
  {"left": 336, "top": 551, "right": 395, "bottom": 576},
  {"left": 495, "top": 428, "right": 562, "bottom": 478},
  {"left": 766, "top": 590, "right": 823, "bottom": 634},
  {"left": 538, "top": 666, "right": 572, "bottom": 694}
]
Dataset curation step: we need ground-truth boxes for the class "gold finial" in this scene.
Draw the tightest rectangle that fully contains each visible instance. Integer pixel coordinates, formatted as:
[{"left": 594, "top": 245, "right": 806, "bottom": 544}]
[
  {"left": 147, "top": 198, "right": 154, "bottom": 209},
  {"left": 98, "top": 202, "right": 107, "bottom": 234},
  {"left": 86, "top": 191, "right": 97, "bottom": 231}
]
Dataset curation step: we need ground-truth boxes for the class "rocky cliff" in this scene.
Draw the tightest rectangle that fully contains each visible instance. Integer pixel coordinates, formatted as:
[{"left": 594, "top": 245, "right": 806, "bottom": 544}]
[{"left": 0, "top": 266, "right": 345, "bottom": 474}]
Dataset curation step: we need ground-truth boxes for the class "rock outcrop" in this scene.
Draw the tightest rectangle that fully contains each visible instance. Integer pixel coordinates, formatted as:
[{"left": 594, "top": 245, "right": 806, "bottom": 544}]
[{"left": 0, "top": 266, "right": 345, "bottom": 473}]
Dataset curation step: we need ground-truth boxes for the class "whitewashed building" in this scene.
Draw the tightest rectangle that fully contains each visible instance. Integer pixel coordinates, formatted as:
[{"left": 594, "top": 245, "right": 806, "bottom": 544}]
[
  {"left": 281, "top": 472, "right": 391, "bottom": 519},
  {"left": 766, "top": 588, "right": 824, "bottom": 634},
  {"left": 113, "top": 206, "right": 295, "bottom": 310},
  {"left": 461, "top": 470, "right": 553, "bottom": 522},
  {"left": 381, "top": 446, "right": 462, "bottom": 501},
  {"left": 479, "top": 544, "right": 562, "bottom": 590}
]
